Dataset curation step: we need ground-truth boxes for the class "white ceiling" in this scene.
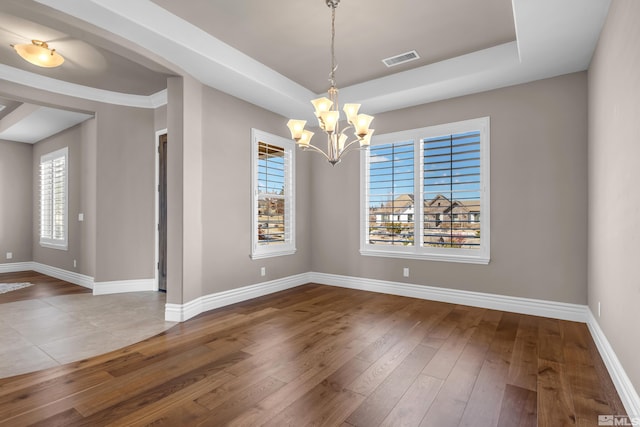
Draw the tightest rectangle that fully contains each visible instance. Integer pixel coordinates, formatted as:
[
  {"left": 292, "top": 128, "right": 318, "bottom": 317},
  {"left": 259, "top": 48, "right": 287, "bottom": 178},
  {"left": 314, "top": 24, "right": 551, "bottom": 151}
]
[
  {"left": 0, "top": 0, "right": 612, "bottom": 141},
  {"left": 0, "top": 103, "right": 92, "bottom": 144}
]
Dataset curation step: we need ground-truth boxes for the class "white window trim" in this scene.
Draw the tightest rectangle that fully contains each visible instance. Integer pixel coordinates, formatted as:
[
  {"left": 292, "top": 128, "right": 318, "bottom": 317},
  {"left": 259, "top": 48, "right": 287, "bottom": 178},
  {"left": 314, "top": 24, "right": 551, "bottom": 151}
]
[
  {"left": 250, "top": 129, "right": 296, "bottom": 259},
  {"left": 360, "top": 117, "right": 490, "bottom": 264},
  {"left": 40, "top": 146, "right": 69, "bottom": 250}
]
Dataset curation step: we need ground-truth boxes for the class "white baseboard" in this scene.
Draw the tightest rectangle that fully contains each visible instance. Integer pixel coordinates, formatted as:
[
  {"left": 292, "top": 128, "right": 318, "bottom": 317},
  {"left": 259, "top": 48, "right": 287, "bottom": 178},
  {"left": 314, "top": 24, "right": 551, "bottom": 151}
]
[
  {"left": 1, "top": 261, "right": 94, "bottom": 289},
  {"left": 93, "top": 278, "right": 156, "bottom": 295},
  {"left": 0, "top": 262, "right": 34, "bottom": 274},
  {"left": 164, "top": 273, "right": 310, "bottom": 322},
  {"left": 308, "top": 272, "right": 589, "bottom": 322},
  {"left": 586, "top": 309, "right": 640, "bottom": 417},
  {"left": 0, "top": 261, "right": 160, "bottom": 295},
  {"left": 32, "top": 262, "right": 94, "bottom": 289},
  {"left": 0, "top": 261, "right": 93, "bottom": 289}
]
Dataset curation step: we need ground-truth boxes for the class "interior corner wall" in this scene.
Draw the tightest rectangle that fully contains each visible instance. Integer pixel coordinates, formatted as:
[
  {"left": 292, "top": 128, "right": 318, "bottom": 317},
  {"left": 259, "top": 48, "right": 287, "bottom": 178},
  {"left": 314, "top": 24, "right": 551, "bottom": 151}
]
[
  {"left": 80, "top": 118, "right": 97, "bottom": 278},
  {"left": 310, "top": 72, "right": 588, "bottom": 305},
  {"left": 166, "top": 76, "right": 185, "bottom": 304},
  {"left": 588, "top": 0, "right": 640, "bottom": 396},
  {"left": 199, "top": 85, "right": 312, "bottom": 296},
  {"left": 166, "top": 75, "right": 206, "bottom": 305},
  {"left": 179, "top": 76, "right": 203, "bottom": 303},
  {"left": 0, "top": 139, "right": 32, "bottom": 264}
]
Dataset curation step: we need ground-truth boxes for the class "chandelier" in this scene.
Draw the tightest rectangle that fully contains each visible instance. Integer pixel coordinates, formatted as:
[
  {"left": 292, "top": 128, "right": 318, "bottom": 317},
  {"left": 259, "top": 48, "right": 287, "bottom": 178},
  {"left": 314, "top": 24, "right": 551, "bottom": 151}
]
[{"left": 287, "top": 0, "right": 374, "bottom": 166}]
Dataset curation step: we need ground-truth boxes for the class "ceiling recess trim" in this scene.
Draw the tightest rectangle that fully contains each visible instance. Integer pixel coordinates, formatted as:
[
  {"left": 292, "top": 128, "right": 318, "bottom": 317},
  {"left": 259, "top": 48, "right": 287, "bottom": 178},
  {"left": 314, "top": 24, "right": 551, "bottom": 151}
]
[
  {"left": 0, "top": 64, "right": 166, "bottom": 109},
  {"left": 31, "top": 0, "right": 610, "bottom": 119}
]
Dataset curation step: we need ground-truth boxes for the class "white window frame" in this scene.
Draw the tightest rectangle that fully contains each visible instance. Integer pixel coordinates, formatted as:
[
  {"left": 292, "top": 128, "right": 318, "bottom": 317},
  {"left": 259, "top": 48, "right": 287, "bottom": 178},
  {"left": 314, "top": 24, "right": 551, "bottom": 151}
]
[
  {"left": 360, "top": 117, "right": 490, "bottom": 264},
  {"left": 40, "top": 146, "right": 68, "bottom": 250},
  {"left": 251, "top": 129, "right": 296, "bottom": 259}
]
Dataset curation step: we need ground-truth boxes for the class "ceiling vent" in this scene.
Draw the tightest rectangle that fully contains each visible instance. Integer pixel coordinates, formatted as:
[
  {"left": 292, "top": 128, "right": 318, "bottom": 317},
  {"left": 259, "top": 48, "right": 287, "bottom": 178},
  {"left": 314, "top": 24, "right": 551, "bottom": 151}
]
[{"left": 382, "top": 50, "right": 420, "bottom": 68}]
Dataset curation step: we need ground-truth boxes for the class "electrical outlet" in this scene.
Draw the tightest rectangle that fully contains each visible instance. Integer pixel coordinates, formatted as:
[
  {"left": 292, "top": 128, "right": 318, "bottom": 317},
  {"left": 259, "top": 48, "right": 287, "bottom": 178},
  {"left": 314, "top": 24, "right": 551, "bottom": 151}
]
[
  {"left": 403, "top": 267, "right": 409, "bottom": 277},
  {"left": 78, "top": 213, "right": 84, "bottom": 221},
  {"left": 598, "top": 301, "right": 601, "bottom": 318},
  {"left": 6, "top": 252, "right": 13, "bottom": 260},
  {"left": 261, "top": 267, "right": 266, "bottom": 277},
  {"left": 73, "top": 259, "right": 77, "bottom": 268}
]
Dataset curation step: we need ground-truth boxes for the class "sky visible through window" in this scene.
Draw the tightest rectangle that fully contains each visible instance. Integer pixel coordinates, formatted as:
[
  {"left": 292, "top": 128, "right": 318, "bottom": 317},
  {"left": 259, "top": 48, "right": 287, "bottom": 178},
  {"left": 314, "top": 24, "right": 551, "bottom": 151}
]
[{"left": 368, "top": 131, "right": 481, "bottom": 207}]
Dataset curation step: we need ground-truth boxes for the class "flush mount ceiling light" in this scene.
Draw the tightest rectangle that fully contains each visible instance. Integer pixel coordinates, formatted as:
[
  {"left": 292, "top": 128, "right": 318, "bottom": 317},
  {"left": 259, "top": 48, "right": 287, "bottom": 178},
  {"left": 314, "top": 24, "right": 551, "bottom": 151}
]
[
  {"left": 12, "top": 40, "right": 64, "bottom": 68},
  {"left": 287, "top": 0, "right": 374, "bottom": 166}
]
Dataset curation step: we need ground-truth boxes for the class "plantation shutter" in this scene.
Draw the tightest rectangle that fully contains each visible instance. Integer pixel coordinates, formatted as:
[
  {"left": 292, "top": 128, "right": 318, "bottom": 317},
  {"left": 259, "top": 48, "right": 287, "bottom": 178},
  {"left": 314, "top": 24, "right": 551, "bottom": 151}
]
[
  {"left": 367, "top": 141, "right": 415, "bottom": 246},
  {"left": 40, "top": 148, "right": 67, "bottom": 247},
  {"left": 423, "top": 131, "right": 481, "bottom": 249}
]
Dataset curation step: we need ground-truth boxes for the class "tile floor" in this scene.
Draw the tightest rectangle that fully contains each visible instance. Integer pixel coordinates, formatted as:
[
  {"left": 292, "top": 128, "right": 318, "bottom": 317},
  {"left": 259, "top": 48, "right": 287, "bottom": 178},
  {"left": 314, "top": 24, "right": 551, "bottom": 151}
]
[{"left": 0, "top": 291, "right": 176, "bottom": 378}]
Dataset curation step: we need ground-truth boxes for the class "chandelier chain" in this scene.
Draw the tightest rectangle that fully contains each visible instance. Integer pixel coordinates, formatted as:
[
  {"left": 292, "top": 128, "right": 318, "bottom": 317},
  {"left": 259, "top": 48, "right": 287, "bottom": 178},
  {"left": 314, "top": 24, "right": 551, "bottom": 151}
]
[{"left": 330, "top": 4, "right": 337, "bottom": 87}]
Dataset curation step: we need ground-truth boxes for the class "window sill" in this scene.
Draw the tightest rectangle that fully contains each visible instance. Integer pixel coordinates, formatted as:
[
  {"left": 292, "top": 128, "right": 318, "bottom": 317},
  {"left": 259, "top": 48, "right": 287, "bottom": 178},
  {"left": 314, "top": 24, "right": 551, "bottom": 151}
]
[
  {"left": 40, "top": 241, "right": 68, "bottom": 251},
  {"left": 250, "top": 248, "right": 296, "bottom": 260},
  {"left": 360, "top": 248, "right": 489, "bottom": 265}
]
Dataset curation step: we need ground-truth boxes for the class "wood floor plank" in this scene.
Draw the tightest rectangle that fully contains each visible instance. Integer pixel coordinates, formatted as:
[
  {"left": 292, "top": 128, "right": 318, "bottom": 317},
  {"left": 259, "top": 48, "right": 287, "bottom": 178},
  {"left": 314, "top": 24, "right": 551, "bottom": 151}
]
[
  {"left": 507, "top": 315, "right": 539, "bottom": 391},
  {"left": 538, "top": 318, "right": 565, "bottom": 363},
  {"left": 345, "top": 344, "right": 437, "bottom": 427},
  {"left": 420, "top": 309, "right": 503, "bottom": 427},
  {"left": 0, "top": 280, "right": 627, "bottom": 426},
  {"left": 0, "top": 369, "right": 114, "bottom": 422},
  {"left": 227, "top": 337, "right": 369, "bottom": 426},
  {"left": 75, "top": 346, "right": 248, "bottom": 416},
  {"left": 561, "top": 321, "right": 614, "bottom": 424},
  {"left": 458, "top": 311, "right": 520, "bottom": 427},
  {"left": 103, "top": 371, "right": 235, "bottom": 427},
  {"left": 538, "top": 359, "right": 577, "bottom": 427},
  {"left": 346, "top": 336, "right": 422, "bottom": 397},
  {"left": 262, "top": 356, "right": 371, "bottom": 426},
  {"left": 496, "top": 384, "right": 537, "bottom": 427},
  {"left": 195, "top": 375, "right": 287, "bottom": 426},
  {"left": 379, "top": 374, "right": 443, "bottom": 427},
  {"left": 421, "top": 307, "right": 484, "bottom": 379}
]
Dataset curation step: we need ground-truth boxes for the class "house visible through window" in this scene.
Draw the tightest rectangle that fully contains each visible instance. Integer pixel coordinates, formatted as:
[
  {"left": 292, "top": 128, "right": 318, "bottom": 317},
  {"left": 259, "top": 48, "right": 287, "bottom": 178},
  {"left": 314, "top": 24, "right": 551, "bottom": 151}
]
[
  {"left": 361, "top": 117, "right": 490, "bottom": 264},
  {"left": 40, "top": 147, "right": 68, "bottom": 250},
  {"left": 251, "top": 129, "right": 296, "bottom": 259}
]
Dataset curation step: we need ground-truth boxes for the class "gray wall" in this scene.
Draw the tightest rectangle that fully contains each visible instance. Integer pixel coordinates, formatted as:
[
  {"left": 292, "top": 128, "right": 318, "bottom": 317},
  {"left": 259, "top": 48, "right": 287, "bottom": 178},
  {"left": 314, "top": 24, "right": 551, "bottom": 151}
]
[
  {"left": 311, "top": 72, "right": 588, "bottom": 304},
  {"left": 200, "top": 85, "right": 312, "bottom": 296},
  {"left": 94, "top": 105, "right": 156, "bottom": 282},
  {"left": 0, "top": 139, "right": 32, "bottom": 264},
  {"left": 588, "top": 0, "right": 640, "bottom": 396},
  {"left": 32, "top": 125, "right": 84, "bottom": 274}
]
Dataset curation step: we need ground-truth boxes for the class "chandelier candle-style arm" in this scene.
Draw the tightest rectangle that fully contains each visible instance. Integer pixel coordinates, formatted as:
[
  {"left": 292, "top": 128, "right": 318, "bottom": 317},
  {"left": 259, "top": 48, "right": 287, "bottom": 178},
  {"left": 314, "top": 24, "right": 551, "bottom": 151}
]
[{"left": 286, "top": 0, "right": 374, "bottom": 166}]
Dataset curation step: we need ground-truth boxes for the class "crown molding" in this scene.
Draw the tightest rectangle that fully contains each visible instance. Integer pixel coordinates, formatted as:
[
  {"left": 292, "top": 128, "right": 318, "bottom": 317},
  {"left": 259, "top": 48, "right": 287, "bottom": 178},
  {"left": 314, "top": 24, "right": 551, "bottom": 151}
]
[{"left": 0, "top": 64, "right": 166, "bottom": 109}]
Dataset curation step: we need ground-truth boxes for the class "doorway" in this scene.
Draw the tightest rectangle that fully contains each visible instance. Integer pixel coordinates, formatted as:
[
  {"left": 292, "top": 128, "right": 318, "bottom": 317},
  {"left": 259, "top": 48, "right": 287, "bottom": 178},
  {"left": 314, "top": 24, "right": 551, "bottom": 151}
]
[{"left": 157, "top": 132, "right": 167, "bottom": 292}]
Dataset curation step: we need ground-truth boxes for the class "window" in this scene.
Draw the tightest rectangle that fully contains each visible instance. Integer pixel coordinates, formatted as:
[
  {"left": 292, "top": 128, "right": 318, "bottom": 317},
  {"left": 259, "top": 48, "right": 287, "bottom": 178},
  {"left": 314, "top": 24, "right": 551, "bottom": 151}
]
[
  {"left": 251, "top": 129, "right": 295, "bottom": 259},
  {"left": 40, "top": 147, "right": 68, "bottom": 250},
  {"left": 361, "top": 117, "right": 490, "bottom": 264}
]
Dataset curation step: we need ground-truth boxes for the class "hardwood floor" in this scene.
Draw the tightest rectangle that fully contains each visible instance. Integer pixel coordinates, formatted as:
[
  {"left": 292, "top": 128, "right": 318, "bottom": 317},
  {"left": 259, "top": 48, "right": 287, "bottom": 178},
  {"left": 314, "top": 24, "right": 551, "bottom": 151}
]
[
  {"left": 0, "top": 271, "right": 91, "bottom": 303},
  {"left": 0, "top": 283, "right": 625, "bottom": 426}
]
